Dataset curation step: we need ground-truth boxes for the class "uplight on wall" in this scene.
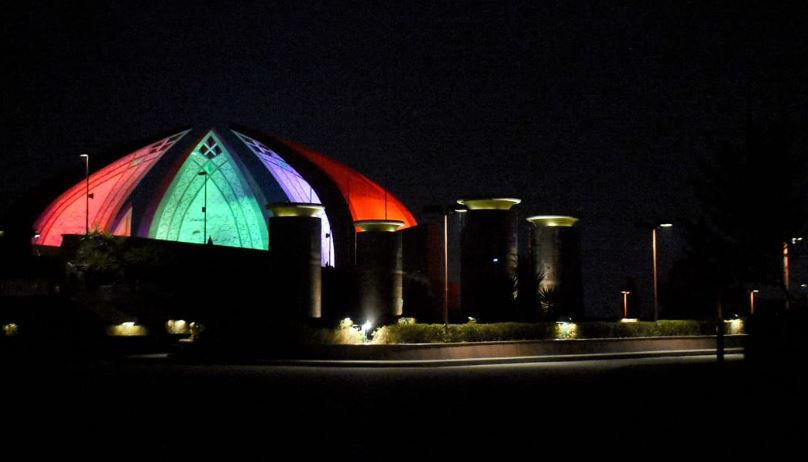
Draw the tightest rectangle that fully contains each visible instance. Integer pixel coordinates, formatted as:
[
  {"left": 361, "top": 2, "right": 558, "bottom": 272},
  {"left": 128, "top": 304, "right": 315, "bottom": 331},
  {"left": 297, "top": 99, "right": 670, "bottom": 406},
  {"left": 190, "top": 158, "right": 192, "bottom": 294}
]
[
  {"left": 554, "top": 321, "right": 578, "bottom": 340},
  {"left": 360, "top": 320, "right": 373, "bottom": 344},
  {"left": 724, "top": 317, "right": 744, "bottom": 335},
  {"left": 166, "top": 319, "right": 189, "bottom": 335},
  {"left": 2, "top": 323, "right": 19, "bottom": 336},
  {"left": 107, "top": 322, "right": 147, "bottom": 337}
]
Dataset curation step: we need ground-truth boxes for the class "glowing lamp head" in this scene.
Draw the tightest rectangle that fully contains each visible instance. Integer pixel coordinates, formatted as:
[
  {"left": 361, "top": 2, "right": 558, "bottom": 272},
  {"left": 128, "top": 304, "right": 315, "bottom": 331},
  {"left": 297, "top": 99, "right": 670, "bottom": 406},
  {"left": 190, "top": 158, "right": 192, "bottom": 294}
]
[
  {"left": 268, "top": 202, "right": 325, "bottom": 218},
  {"left": 354, "top": 220, "right": 404, "bottom": 233},
  {"left": 457, "top": 198, "right": 521, "bottom": 211},
  {"left": 526, "top": 215, "right": 579, "bottom": 228}
]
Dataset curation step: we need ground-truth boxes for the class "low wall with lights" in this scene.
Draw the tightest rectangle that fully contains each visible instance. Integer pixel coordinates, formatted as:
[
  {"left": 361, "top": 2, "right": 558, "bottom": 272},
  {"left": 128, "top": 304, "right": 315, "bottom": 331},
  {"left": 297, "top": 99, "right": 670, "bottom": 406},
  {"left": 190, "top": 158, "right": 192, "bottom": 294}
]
[{"left": 287, "top": 335, "right": 746, "bottom": 361}]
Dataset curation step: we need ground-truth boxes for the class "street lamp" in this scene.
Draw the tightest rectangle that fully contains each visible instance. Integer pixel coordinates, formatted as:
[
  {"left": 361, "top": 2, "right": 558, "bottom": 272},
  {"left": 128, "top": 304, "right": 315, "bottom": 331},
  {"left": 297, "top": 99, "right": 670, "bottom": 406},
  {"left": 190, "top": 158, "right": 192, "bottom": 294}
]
[
  {"left": 783, "top": 242, "right": 790, "bottom": 294},
  {"left": 425, "top": 204, "right": 466, "bottom": 327},
  {"left": 325, "top": 232, "right": 332, "bottom": 267},
  {"left": 444, "top": 205, "right": 466, "bottom": 326},
  {"left": 198, "top": 171, "right": 208, "bottom": 244},
  {"left": 79, "top": 154, "right": 90, "bottom": 235},
  {"left": 749, "top": 289, "right": 759, "bottom": 316},
  {"left": 443, "top": 211, "right": 449, "bottom": 325},
  {"left": 784, "top": 237, "right": 803, "bottom": 311},
  {"left": 651, "top": 223, "right": 672, "bottom": 322},
  {"left": 621, "top": 290, "right": 631, "bottom": 318}
]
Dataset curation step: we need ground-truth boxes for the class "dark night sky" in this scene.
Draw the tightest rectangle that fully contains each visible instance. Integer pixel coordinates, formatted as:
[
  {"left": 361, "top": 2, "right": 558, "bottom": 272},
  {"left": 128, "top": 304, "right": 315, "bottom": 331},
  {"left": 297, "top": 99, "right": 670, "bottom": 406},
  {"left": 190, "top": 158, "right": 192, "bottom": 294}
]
[{"left": 3, "top": 0, "right": 808, "bottom": 316}]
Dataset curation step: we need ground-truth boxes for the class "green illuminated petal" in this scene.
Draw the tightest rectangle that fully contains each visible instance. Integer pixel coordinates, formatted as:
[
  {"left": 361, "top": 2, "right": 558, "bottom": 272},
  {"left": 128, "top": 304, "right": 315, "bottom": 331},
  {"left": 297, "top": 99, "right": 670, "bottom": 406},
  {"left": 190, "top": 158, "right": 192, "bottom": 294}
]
[{"left": 149, "top": 131, "right": 268, "bottom": 249}]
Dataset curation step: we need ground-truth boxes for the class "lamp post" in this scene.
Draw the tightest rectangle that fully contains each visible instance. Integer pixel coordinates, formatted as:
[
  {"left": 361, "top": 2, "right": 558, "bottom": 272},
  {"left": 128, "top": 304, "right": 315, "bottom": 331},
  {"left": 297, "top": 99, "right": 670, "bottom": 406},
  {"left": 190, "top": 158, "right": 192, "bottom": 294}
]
[
  {"left": 651, "top": 223, "right": 672, "bottom": 322},
  {"left": 442, "top": 205, "right": 466, "bottom": 326},
  {"left": 325, "top": 232, "right": 332, "bottom": 267},
  {"left": 425, "top": 204, "right": 466, "bottom": 327},
  {"left": 443, "top": 212, "right": 449, "bottom": 325},
  {"left": 79, "top": 154, "right": 90, "bottom": 235},
  {"left": 198, "top": 171, "right": 208, "bottom": 244},
  {"left": 621, "top": 291, "right": 630, "bottom": 319},
  {"left": 749, "top": 289, "right": 759, "bottom": 316},
  {"left": 783, "top": 242, "right": 789, "bottom": 311},
  {"left": 784, "top": 237, "right": 803, "bottom": 311}
]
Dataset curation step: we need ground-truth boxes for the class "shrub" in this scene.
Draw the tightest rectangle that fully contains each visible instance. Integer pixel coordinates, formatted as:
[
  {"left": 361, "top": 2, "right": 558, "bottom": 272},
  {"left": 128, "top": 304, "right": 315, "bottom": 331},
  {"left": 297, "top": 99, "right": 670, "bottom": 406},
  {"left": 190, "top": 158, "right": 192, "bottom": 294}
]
[
  {"left": 200, "top": 319, "right": 733, "bottom": 346},
  {"left": 372, "top": 323, "right": 447, "bottom": 344},
  {"left": 300, "top": 323, "right": 362, "bottom": 345},
  {"left": 371, "top": 320, "right": 726, "bottom": 344},
  {"left": 576, "top": 320, "right": 717, "bottom": 338}
]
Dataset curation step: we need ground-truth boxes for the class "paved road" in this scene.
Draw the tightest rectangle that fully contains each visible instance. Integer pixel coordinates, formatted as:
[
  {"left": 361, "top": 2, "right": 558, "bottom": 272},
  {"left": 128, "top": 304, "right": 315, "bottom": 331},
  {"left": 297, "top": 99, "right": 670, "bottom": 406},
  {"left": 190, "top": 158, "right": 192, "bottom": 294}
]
[{"left": 5, "top": 354, "right": 804, "bottom": 457}]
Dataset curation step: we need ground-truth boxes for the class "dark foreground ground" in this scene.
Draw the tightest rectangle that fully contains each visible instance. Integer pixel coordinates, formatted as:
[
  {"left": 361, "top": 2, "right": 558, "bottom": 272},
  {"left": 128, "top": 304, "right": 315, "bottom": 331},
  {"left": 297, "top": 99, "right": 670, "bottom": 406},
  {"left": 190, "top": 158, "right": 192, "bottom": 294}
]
[{"left": 4, "top": 353, "right": 805, "bottom": 458}]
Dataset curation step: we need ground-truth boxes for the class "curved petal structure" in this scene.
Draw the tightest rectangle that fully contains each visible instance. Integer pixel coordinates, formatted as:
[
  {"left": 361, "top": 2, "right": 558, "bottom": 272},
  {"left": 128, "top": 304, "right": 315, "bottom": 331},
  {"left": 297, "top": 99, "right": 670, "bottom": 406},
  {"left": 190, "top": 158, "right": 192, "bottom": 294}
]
[
  {"left": 234, "top": 131, "right": 335, "bottom": 265},
  {"left": 275, "top": 138, "right": 417, "bottom": 230},
  {"left": 32, "top": 130, "right": 188, "bottom": 247},
  {"left": 148, "top": 131, "right": 268, "bottom": 250},
  {"left": 32, "top": 126, "right": 415, "bottom": 269}
]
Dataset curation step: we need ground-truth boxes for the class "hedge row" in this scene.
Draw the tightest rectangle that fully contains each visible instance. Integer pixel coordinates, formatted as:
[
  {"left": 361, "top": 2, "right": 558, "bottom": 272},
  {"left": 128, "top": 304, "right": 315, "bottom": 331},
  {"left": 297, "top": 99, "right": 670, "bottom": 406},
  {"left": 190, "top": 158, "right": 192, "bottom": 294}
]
[{"left": 369, "top": 320, "right": 730, "bottom": 344}]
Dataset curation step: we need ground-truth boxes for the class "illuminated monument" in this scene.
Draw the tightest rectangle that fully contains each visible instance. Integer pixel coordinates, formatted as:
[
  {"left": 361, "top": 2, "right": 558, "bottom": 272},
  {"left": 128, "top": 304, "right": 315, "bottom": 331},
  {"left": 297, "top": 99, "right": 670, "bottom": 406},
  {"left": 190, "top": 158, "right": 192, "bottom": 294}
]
[
  {"left": 32, "top": 127, "right": 416, "bottom": 269},
  {"left": 24, "top": 127, "right": 582, "bottom": 326}
]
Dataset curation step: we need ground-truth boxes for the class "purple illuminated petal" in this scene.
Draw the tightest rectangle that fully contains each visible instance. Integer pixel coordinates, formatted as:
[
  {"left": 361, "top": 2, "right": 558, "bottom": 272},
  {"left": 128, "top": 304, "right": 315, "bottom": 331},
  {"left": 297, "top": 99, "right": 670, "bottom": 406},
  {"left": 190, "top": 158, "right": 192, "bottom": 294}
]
[{"left": 234, "top": 130, "right": 335, "bottom": 267}]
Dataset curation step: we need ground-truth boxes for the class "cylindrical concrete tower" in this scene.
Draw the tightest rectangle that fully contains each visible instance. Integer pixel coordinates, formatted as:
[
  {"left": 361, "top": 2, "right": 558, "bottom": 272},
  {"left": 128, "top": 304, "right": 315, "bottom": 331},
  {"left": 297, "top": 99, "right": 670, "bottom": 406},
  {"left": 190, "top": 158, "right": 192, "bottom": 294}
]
[
  {"left": 526, "top": 215, "right": 583, "bottom": 320},
  {"left": 355, "top": 219, "right": 404, "bottom": 325},
  {"left": 458, "top": 198, "right": 520, "bottom": 322},
  {"left": 267, "top": 203, "right": 323, "bottom": 319}
]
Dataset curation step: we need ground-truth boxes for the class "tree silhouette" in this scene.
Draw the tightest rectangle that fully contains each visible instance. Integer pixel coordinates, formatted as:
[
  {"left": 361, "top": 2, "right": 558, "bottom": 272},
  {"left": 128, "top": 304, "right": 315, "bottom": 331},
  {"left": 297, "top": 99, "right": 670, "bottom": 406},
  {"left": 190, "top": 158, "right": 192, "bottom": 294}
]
[{"left": 669, "top": 118, "right": 808, "bottom": 318}]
